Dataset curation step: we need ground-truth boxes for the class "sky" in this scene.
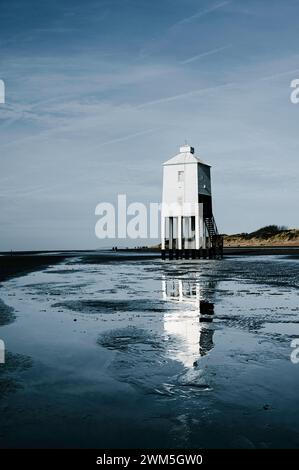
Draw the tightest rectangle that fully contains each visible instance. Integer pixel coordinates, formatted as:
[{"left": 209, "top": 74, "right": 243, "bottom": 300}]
[{"left": 0, "top": 0, "right": 298, "bottom": 250}]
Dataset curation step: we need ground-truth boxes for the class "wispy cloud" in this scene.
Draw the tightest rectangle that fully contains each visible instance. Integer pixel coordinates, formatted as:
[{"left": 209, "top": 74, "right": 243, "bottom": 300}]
[
  {"left": 139, "top": 1, "right": 232, "bottom": 59},
  {"left": 173, "top": 1, "right": 232, "bottom": 28},
  {"left": 180, "top": 44, "right": 232, "bottom": 64},
  {"left": 136, "top": 82, "right": 234, "bottom": 108},
  {"left": 258, "top": 68, "right": 299, "bottom": 82},
  {"left": 95, "top": 127, "right": 161, "bottom": 147}
]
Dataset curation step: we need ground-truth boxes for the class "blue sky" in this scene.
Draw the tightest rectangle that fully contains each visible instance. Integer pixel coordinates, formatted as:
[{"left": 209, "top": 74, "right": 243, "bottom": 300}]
[{"left": 0, "top": 0, "right": 298, "bottom": 250}]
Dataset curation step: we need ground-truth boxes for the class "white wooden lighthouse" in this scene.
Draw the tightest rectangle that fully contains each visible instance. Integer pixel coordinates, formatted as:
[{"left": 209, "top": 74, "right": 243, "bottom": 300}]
[{"left": 161, "top": 144, "right": 222, "bottom": 259}]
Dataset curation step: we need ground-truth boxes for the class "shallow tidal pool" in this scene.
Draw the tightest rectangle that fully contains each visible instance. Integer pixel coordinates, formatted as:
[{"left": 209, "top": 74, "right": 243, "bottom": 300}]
[{"left": 0, "top": 253, "right": 299, "bottom": 448}]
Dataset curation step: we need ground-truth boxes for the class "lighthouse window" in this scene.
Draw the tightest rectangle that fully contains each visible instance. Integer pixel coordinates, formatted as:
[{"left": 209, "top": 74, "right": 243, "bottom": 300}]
[{"left": 178, "top": 171, "right": 184, "bottom": 182}]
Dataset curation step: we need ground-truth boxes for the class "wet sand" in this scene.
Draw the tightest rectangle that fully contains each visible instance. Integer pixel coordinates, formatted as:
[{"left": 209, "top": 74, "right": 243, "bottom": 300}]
[
  {"left": 0, "top": 254, "right": 67, "bottom": 282},
  {"left": 224, "top": 246, "right": 299, "bottom": 256},
  {"left": 1, "top": 247, "right": 298, "bottom": 283},
  {"left": 0, "top": 251, "right": 299, "bottom": 448},
  {"left": 0, "top": 251, "right": 159, "bottom": 283}
]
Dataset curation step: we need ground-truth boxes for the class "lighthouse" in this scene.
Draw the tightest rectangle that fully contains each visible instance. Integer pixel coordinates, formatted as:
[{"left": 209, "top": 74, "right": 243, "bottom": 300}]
[{"left": 161, "top": 144, "right": 223, "bottom": 259}]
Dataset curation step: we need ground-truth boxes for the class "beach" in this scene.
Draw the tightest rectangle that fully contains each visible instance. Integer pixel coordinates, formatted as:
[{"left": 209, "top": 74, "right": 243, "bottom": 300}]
[{"left": 0, "top": 251, "right": 299, "bottom": 448}]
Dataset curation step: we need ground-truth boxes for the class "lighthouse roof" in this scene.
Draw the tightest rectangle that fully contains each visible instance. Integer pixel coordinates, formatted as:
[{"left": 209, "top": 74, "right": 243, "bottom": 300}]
[{"left": 163, "top": 145, "right": 210, "bottom": 166}]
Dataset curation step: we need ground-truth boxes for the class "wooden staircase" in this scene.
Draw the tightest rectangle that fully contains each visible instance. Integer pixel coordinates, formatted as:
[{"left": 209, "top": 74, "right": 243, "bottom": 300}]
[{"left": 204, "top": 215, "right": 223, "bottom": 258}]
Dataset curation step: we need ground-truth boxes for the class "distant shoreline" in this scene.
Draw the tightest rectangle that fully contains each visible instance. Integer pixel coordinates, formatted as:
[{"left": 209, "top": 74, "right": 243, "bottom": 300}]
[
  {"left": 0, "top": 247, "right": 298, "bottom": 283},
  {"left": 118, "top": 246, "right": 299, "bottom": 256},
  {"left": 223, "top": 246, "right": 299, "bottom": 256}
]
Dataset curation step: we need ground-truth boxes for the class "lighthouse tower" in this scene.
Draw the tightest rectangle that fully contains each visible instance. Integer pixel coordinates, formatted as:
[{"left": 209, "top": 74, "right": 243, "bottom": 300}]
[{"left": 161, "top": 144, "right": 223, "bottom": 259}]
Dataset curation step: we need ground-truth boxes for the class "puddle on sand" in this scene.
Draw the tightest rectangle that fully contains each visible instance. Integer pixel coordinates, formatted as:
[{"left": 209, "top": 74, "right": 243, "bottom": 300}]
[{"left": 0, "top": 254, "right": 298, "bottom": 448}]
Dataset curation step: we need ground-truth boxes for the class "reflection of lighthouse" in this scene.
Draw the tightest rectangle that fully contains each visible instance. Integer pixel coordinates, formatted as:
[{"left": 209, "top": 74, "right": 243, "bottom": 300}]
[{"left": 162, "top": 277, "right": 214, "bottom": 368}]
